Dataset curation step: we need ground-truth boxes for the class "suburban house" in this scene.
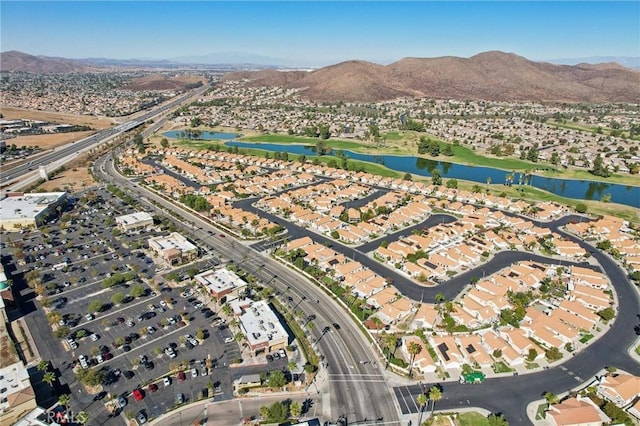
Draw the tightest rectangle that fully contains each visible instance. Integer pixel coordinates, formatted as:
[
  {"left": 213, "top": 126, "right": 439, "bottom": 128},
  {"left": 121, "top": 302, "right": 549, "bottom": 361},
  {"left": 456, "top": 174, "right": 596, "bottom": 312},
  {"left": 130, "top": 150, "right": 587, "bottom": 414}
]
[
  {"left": 596, "top": 372, "right": 640, "bottom": 408},
  {"left": 545, "top": 396, "right": 610, "bottom": 426}
]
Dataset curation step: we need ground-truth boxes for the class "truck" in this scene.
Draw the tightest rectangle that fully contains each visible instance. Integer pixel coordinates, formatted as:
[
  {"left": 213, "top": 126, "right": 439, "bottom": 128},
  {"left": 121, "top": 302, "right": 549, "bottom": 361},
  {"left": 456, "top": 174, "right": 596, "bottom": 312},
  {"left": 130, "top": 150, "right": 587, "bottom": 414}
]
[{"left": 460, "top": 371, "right": 485, "bottom": 384}]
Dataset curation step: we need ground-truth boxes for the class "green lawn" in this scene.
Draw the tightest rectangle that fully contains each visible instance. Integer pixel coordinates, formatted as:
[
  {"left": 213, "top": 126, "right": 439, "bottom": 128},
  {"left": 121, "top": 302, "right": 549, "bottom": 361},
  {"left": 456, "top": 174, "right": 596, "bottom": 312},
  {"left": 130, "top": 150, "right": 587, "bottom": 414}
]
[
  {"left": 579, "top": 334, "right": 594, "bottom": 344},
  {"left": 535, "top": 403, "right": 548, "bottom": 420},
  {"left": 635, "top": 345, "right": 640, "bottom": 356},
  {"left": 238, "top": 134, "right": 367, "bottom": 150},
  {"left": 492, "top": 361, "right": 514, "bottom": 373},
  {"left": 383, "top": 131, "right": 406, "bottom": 141},
  {"left": 458, "top": 412, "right": 492, "bottom": 426},
  {"left": 449, "top": 145, "right": 552, "bottom": 171},
  {"left": 525, "top": 362, "right": 540, "bottom": 370}
]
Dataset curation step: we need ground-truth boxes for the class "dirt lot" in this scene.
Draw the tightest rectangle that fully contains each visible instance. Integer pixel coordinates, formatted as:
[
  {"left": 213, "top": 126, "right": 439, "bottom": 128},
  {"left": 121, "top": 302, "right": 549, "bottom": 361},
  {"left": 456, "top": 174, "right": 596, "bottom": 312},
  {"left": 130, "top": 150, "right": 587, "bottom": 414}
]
[
  {"left": 37, "top": 164, "right": 97, "bottom": 193},
  {"left": 1, "top": 106, "right": 115, "bottom": 129},
  {"left": 6, "top": 130, "right": 96, "bottom": 150}
]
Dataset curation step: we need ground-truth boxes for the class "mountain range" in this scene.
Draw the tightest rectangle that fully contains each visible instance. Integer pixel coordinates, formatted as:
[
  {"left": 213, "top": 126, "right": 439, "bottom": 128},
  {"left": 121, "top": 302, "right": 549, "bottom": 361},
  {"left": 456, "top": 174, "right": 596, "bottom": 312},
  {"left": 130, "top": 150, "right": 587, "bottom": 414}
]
[
  {"left": 223, "top": 51, "right": 640, "bottom": 103},
  {"left": 2, "top": 50, "right": 639, "bottom": 103}
]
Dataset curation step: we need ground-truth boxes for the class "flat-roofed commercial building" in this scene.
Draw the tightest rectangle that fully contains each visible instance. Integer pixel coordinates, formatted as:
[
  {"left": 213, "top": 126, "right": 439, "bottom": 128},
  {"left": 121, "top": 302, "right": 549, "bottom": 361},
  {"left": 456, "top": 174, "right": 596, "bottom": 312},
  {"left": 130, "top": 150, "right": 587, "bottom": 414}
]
[
  {"left": 0, "top": 192, "right": 67, "bottom": 231},
  {"left": 0, "top": 362, "right": 37, "bottom": 425},
  {"left": 238, "top": 300, "right": 289, "bottom": 355},
  {"left": 148, "top": 232, "right": 198, "bottom": 266},
  {"left": 115, "top": 211, "right": 154, "bottom": 232},
  {"left": 194, "top": 268, "right": 247, "bottom": 301}
]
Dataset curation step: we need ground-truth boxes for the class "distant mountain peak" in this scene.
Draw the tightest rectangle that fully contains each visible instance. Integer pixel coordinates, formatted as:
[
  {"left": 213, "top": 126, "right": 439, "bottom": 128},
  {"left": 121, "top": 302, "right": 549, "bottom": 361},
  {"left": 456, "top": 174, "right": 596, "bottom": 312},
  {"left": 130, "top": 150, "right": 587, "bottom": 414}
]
[{"left": 224, "top": 51, "right": 640, "bottom": 103}]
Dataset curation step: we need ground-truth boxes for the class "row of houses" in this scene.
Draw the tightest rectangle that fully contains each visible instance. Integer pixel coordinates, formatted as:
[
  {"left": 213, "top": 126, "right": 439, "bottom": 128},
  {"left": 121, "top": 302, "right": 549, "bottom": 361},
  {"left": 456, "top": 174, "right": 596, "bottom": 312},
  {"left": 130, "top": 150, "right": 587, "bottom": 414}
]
[{"left": 567, "top": 215, "right": 640, "bottom": 274}]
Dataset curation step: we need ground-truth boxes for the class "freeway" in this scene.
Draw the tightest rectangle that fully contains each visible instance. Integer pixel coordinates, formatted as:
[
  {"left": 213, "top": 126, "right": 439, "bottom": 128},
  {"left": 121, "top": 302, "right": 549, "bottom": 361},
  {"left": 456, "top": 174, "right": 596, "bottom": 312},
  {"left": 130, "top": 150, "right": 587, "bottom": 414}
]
[
  {"left": 94, "top": 155, "right": 401, "bottom": 424},
  {"left": 0, "top": 84, "right": 209, "bottom": 187}
]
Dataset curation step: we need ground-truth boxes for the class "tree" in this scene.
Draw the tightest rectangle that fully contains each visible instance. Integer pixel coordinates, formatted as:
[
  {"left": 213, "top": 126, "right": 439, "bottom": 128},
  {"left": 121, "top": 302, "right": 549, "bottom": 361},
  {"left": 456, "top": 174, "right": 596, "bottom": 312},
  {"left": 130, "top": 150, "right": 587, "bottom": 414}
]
[
  {"left": 590, "top": 154, "right": 611, "bottom": 177},
  {"left": 428, "top": 386, "right": 442, "bottom": 416},
  {"left": 259, "top": 405, "right": 271, "bottom": 420},
  {"left": 58, "top": 394, "right": 71, "bottom": 408},
  {"left": 160, "top": 138, "right": 169, "bottom": 148},
  {"left": 487, "top": 413, "right": 509, "bottom": 426},
  {"left": 403, "top": 172, "right": 412, "bottom": 181},
  {"left": 575, "top": 203, "right": 588, "bottom": 214},
  {"left": 76, "top": 368, "right": 105, "bottom": 387},
  {"left": 87, "top": 300, "right": 103, "bottom": 313},
  {"left": 407, "top": 341, "right": 423, "bottom": 378},
  {"left": 111, "top": 292, "right": 125, "bottom": 305},
  {"left": 431, "top": 169, "right": 442, "bottom": 186},
  {"left": 544, "top": 392, "right": 559, "bottom": 405},
  {"left": 130, "top": 283, "right": 145, "bottom": 298},
  {"left": 267, "top": 370, "right": 287, "bottom": 388},
  {"left": 37, "top": 360, "right": 50, "bottom": 372},
  {"left": 446, "top": 179, "right": 458, "bottom": 189},
  {"left": 526, "top": 348, "right": 538, "bottom": 362},
  {"left": 545, "top": 347, "right": 563, "bottom": 361},
  {"left": 290, "top": 400, "right": 303, "bottom": 418},
  {"left": 43, "top": 371, "right": 56, "bottom": 387},
  {"left": 76, "top": 411, "right": 89, "bottom": 425},
  {"left": 597, "top": 307, "right": 615, "bottom": 321},
  {"left": 416, "top": 393, "right": 428, "bottom": 425}
]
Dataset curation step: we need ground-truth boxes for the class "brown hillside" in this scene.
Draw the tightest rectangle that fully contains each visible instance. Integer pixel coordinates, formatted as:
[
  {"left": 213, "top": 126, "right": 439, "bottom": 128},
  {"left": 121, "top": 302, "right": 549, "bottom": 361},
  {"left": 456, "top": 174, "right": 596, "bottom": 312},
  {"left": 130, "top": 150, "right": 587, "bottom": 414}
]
[
  {"left": 223, "top": 51, "right": 640, "bottom": 103},
  {"left": 0, "top": 51, "right": 87, "bottom": 73}
]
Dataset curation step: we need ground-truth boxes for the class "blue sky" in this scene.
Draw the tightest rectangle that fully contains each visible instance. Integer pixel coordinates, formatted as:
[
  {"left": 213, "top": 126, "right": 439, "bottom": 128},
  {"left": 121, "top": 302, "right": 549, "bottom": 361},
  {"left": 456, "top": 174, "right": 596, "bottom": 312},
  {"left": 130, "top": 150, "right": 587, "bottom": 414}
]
[{"left": 1, "top": 1, "right": 638, "bottom": 66}]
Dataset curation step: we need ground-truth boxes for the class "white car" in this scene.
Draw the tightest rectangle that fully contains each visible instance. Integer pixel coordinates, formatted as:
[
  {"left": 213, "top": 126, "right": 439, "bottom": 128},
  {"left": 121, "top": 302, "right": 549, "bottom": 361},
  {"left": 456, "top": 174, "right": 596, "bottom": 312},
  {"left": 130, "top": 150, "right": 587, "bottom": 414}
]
[
  {"left": 163, "top": 377, "right": 171, "bottom": 387},
  {"left": 86, "top": 313, "right": 94, "bottom": 321},
  {"left": 191, "top": 368, "right": 198, "bottom": 378},
  {"left": 96, "top": 354, "right": 104, "bottom": 363},
  {"left": 224, "top": 337, "right": 234, "bottom": 343},
  {"left": 201, "top": 368, "right": 208, "bottom": 376},
  {"left": 90, "top": 334, "right": 100, "bottom": 342},
  {"left": 279, "top": 349, "right": 286, "bottom": 358},
  {"left": 159, "top": 300, "right": 167, "bottom": 307}
]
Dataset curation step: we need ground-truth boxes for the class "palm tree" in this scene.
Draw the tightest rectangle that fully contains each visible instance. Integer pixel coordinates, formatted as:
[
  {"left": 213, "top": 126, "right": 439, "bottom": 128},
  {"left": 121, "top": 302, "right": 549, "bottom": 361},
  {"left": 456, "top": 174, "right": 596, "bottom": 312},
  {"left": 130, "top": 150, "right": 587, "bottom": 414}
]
[
  {"left": 428, "top": 386, "right": 442, "bottom": 417},
  {"left": 371, "top": 317, "right": 384, "bottom": 344},
  {"left": 37, "top": 360, "right": 50, "bottom": 372},
  {"left": 43, "top": 371, "right": 56, "bottom": 387},
  {"left": 407, "top": 341, "right": 423, "bottom": 378},
  {"left": 416, "top": 393, "right": 428, "bottom": 425},
  {"left": 290, "top": 400, "right": 303, "bottom": 419},
  {"left": 58, "top": 393, "right": 71, "bottom": 408},
  {"left": 544, "top": 391, "right": 559, "bottom": 406},
  {"left": 288, "top": 361, "right": 297, "bottom": 372},
  {"left": 76, "top": 411, "right": 89, "bottom": 425},
  {"left": 259, "top": 405, "right": 271, "bottom": 420}
]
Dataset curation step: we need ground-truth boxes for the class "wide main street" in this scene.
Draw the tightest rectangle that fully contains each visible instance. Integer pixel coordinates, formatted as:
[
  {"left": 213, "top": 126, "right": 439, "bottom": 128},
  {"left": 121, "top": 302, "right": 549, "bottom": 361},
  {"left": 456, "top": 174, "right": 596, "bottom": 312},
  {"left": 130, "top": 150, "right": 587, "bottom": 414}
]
[{"left": 95, "top": 154, "right": 401, "bottom": 424}]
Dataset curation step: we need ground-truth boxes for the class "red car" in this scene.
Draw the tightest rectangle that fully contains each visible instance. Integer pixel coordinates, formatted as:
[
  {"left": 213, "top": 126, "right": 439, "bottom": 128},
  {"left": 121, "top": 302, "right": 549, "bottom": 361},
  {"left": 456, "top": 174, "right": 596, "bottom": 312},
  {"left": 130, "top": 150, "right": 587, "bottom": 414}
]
[
  {"left": 177, "top": 372, "right": 186, "bottom": 382},
  {"left": 148, "top": 383, "right": 158, "bottom": 393},
  {"left": 132, "top": 389, "right": 144, "bottom": 401}
]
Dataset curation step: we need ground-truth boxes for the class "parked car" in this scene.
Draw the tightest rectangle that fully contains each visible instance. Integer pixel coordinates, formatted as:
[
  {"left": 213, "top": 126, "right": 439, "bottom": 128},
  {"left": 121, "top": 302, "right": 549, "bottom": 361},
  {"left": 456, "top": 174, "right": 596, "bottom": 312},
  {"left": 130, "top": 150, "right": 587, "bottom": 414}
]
[
  {"left": 175, "top": 393, "right": 184, "bottom": 404},
  {"left": 136, "top": 411, "right": 147, "bottom": 424},
  {"left": 163, "top": 376, "right": 171, "bottom": 387},
  {"left": 177, "top": 372, "right": 186, "bottom": 381},
  {"left": 148, "top": 383, "right": 158, "bottom": 393},
  {"left": 191, "top": 368, "right": 198, "bottom": 378},
  {"left": 132, "top": 389, "right": 144, "bottom": 401}
]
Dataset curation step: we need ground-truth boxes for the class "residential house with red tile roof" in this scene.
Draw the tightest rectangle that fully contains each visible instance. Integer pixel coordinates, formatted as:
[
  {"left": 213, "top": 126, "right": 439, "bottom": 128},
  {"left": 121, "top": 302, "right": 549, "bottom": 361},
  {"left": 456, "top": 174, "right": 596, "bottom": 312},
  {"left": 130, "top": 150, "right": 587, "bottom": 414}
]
[{"left": 545, "top": 396, "right": 610, "bottom": 426}]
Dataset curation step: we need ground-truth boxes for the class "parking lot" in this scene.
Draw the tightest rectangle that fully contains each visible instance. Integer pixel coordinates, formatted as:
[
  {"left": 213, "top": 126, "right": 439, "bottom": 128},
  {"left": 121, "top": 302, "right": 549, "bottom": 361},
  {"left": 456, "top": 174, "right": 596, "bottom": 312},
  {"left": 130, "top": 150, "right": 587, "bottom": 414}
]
[{"left": 2, "top": 187, "right": 290, "bottom": 424}]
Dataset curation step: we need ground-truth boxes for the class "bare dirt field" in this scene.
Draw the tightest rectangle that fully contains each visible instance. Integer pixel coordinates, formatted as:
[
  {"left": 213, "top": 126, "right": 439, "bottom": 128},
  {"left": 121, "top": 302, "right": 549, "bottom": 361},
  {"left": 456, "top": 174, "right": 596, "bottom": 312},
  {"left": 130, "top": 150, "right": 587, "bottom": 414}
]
[
  {"left": 6, "top": 130, "right": 96, "bottom": 150},
  {"left": 37, "top": 164, "right": 97, "bottom": 193},
  {"left": 1, "top": 106, "right": 115, "bottom": 129}
]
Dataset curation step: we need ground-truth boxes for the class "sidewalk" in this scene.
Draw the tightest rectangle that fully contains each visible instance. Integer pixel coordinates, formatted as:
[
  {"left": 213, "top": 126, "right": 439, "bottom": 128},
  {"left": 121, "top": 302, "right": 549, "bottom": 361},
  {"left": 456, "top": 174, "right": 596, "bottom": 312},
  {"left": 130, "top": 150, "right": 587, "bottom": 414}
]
[{"left": 12, "top": 317, "right": 40, "bottom": 365}]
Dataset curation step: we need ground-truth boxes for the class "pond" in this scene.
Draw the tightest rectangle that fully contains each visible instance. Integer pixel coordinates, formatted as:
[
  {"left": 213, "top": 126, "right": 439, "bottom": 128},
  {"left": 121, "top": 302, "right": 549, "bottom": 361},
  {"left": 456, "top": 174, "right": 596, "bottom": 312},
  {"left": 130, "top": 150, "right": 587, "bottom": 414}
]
[
  {"left": 226, "top": 141, "right": 640, "bottom": 208},
  {"left": 163, "top": 130, "right": 239, "bottom": 140}
]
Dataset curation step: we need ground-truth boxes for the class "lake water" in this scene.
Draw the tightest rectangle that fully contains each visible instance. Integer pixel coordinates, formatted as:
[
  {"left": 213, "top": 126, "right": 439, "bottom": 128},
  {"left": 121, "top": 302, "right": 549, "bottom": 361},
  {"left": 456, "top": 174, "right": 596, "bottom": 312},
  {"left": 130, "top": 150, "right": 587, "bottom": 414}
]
[
  {"left": 226, "top": 141, "right": 640, "bottom": 208},
  {"left": 163, "top": 130, "right": 238, "bottom": 140}
]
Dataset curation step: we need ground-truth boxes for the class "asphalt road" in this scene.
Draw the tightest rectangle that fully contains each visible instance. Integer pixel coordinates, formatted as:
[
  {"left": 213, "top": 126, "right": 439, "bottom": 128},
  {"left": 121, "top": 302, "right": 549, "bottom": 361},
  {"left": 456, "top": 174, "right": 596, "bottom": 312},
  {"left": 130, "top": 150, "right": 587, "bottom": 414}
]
[
  {"left": 0, "top": 84, "right": 209, "bottom": 187},
  {"left": 391, "top": 216, "right": 640, "bottom": 424},
  {"left": 96, "top": 154, "right": 401, "bottom": 424},
  {"left": 95, "top": 146, "right": 639, "bottom": 425}
]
